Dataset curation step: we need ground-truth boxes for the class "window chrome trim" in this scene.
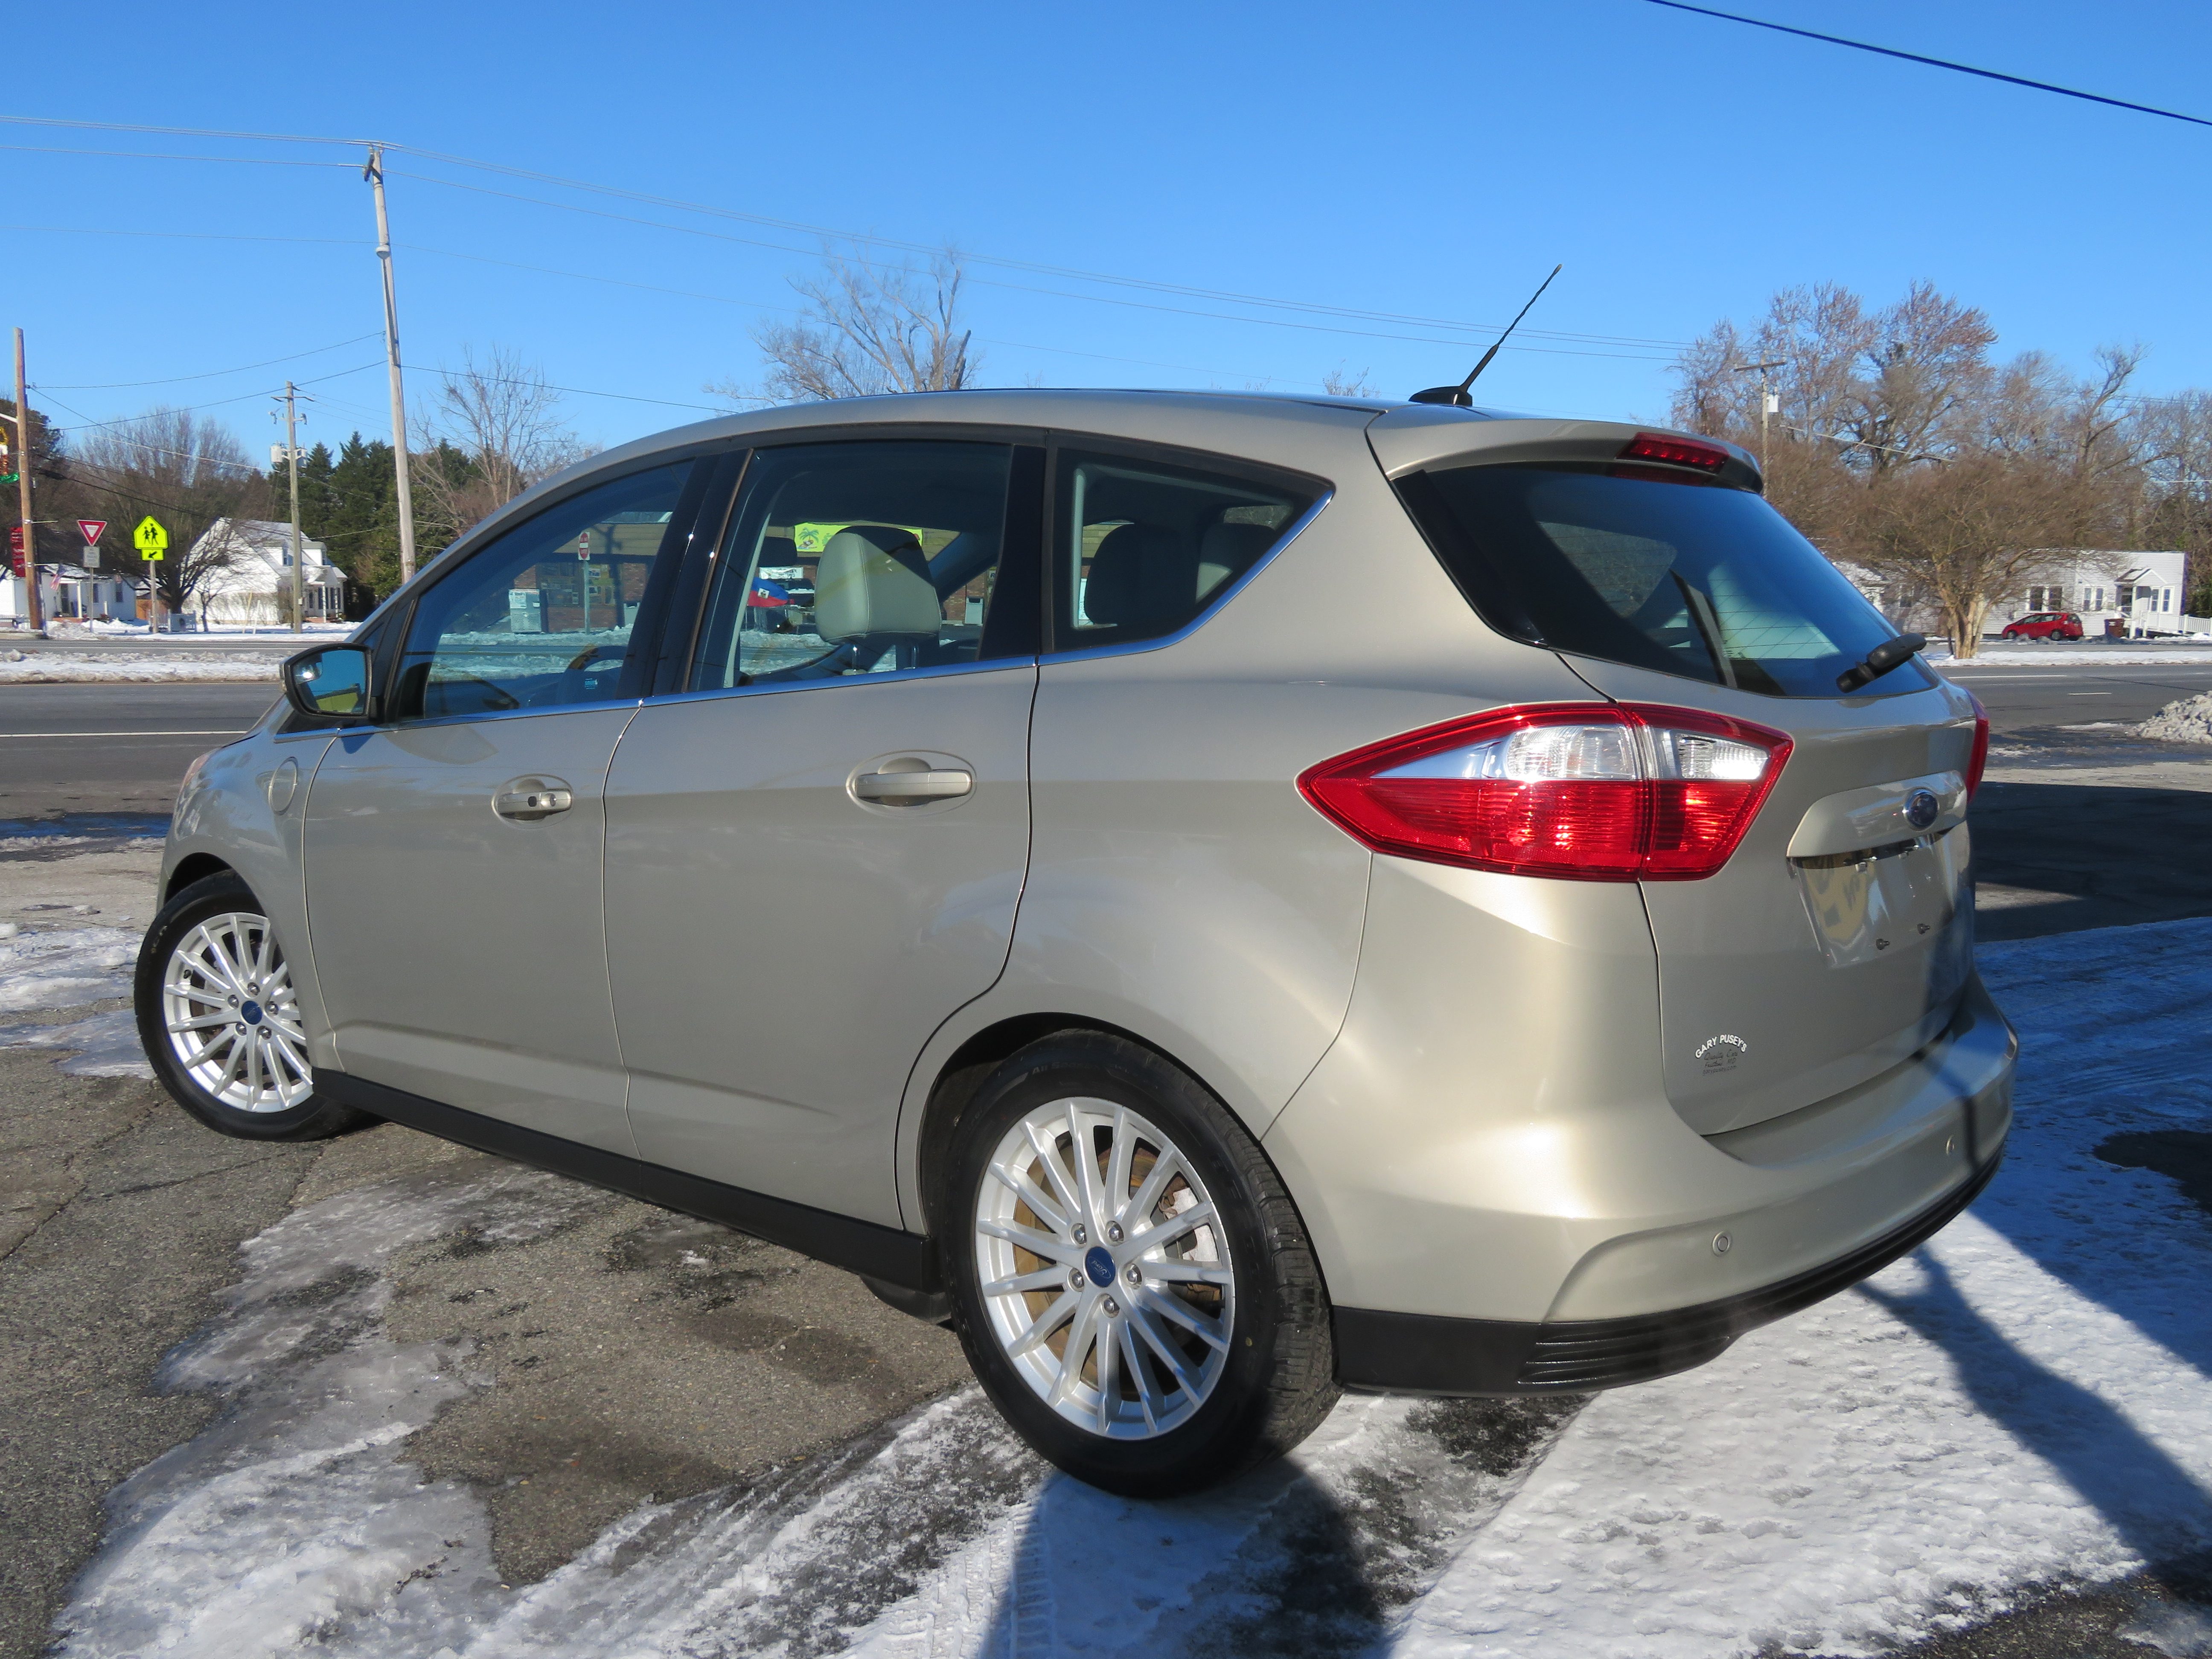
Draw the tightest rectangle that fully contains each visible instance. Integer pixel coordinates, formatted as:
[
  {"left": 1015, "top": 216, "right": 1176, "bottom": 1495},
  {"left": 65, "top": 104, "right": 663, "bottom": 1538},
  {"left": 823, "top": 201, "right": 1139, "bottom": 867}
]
[
  {"left": 1039, "top": 486, "right": 1333, "bottom": 667},
  {"left": 643, "top": 655, "right": 1038, "bottom": 712},
  {"left": 356, "top": 698, "right": 647, "bottom": 737}
]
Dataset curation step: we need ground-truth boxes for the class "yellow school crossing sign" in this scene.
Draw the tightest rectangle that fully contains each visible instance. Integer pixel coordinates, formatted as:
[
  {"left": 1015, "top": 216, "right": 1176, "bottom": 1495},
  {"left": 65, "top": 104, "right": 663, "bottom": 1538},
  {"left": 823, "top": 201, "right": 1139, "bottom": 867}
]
[{"left": 134, "top": 516, "right": 168, "bottom": 561}]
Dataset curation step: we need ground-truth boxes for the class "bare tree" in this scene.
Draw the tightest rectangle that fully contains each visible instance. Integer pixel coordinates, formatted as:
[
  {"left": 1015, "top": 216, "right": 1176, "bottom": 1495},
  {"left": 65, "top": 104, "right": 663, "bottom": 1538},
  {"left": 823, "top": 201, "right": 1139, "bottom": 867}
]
[
  {"left": 68, "top": 409, "right": 265, "bottom": 614},
  {"left": 1321, "top": 364, "right": 1377, "bottom": 398},
  {"left": 1672, "top": 283, "right": 2186, "bottom": 657},
  {"left": 1834, "top": 457, "right": 2110, "bottom": 652},
  {"left": 415, "top": 348, "right": 587, "bottom": 547},
  {"left": 717, "top": 242, "right": 981, "bottom": 405},
  {"left": 1671, "top": 281, "right": 1997, "bottom": 479}
]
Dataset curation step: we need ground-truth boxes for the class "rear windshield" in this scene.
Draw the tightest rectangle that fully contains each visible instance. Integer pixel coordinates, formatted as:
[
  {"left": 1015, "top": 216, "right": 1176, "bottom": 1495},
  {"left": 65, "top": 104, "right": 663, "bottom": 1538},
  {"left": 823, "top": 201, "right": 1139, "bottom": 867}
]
[{"left": 1399, "top": 464, "right": 1925, "bottom": 698}]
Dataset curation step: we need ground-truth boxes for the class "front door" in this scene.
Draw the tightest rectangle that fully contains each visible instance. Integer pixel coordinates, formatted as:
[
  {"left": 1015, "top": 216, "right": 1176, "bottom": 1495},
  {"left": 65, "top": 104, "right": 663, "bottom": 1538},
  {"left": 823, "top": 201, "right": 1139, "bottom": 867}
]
[
  {"left": 604, "top": 438, "right": 1039, "bottom": 1224},
  {"left": 303, "top": 458, "right": 709, "bottom": 1154}
]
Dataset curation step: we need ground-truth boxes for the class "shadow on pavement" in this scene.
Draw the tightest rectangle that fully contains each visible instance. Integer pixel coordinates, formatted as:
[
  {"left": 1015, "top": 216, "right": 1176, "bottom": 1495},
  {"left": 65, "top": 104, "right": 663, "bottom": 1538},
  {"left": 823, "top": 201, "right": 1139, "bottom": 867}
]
[{"left": 1972, "top": 779, "right": 2212, "bottom": 941}]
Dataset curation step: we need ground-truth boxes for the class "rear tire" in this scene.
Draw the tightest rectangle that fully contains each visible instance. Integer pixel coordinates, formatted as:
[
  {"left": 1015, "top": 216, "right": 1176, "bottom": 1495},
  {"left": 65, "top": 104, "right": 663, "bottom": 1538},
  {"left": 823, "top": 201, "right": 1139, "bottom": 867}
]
[
  {"left": 134, "top": 872, "right": 367, "bottom": 1142},
  {"left": 942, "top": 1032, "right": 1338, "bottom": 1496}
]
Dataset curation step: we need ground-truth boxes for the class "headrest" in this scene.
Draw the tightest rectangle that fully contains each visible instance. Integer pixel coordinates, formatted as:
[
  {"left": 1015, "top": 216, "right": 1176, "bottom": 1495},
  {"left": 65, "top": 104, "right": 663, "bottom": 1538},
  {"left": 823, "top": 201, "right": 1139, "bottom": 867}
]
[
  {"left": 1195, "top": 521, "right": 1280, "bottom": 601},
  {"left": 813, "top": 525, "right": 942, "bottom": 642},
  {"left": 1084, "top": 523, "right": 1194, "bottom": 629}
]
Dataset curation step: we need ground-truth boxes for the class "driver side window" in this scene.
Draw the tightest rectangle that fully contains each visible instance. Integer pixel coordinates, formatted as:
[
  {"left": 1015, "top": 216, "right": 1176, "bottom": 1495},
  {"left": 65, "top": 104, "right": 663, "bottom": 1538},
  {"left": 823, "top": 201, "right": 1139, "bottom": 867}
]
[{"left": 393, "top": 461, "right": 695, "bottom": 721}]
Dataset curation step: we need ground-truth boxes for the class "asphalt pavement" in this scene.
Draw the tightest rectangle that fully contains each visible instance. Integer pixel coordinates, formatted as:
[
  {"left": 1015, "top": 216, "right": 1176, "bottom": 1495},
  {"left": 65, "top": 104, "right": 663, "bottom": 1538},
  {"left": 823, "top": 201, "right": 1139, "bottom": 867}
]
[{"left": 0, "top": 684, "right": 276, "bottom": 818}]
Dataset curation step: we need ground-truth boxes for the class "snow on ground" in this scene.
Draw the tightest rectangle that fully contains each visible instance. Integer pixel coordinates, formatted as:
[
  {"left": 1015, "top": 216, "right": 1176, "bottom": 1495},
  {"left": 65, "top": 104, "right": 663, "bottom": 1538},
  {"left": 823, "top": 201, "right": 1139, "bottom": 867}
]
[
  {"left": 0, "top": 923, "right": 138, "bottom": 1013},
  {"left": 39, "top": 918, "right": 2212, "bottom": 1658},
  {"left": 0, "top": 1007, "right": 151, "bottom": 1076},
  {"left": 0, "top": 650, "right": 281, "bottom": 683},
  {"left": 1929, "top": 646, "right": 2212, "bottom": 666}
]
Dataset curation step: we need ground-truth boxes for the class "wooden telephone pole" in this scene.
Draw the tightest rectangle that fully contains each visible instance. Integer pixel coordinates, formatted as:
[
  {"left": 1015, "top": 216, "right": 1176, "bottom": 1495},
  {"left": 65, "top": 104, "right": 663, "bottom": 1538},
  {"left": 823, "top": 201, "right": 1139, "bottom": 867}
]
[{"left": 12, "top": 329, "right": 42, "bottom": 633}]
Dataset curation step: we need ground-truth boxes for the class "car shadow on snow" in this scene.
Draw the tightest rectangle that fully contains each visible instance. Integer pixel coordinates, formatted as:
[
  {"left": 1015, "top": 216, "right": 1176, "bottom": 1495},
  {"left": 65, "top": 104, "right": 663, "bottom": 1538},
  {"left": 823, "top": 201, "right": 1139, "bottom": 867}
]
[
  {"left": 963, "top": 1394, "right": 1584, "bottom": 1659},
  {"left": 1859, "top": 1252, "right": 2212, "bottom": 1583}
]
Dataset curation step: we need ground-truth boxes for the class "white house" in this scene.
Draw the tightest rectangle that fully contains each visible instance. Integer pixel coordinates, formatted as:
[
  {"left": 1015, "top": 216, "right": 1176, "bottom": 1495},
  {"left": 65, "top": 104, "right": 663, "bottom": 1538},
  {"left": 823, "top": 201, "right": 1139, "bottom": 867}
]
[
  {"left": 190, "top": 519, "right": 347, "bottom": 625},
  {"left": 1833, "top": 549, "right": 2194, "bottom": 640},
  {"left": 2010, "top": 550, "right": 2188, "bottom": 637}
]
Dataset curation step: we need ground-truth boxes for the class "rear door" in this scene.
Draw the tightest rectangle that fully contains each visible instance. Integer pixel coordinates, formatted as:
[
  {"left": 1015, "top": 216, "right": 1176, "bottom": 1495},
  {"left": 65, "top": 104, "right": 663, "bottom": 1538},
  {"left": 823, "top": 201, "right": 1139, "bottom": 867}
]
[
  {"left": 1390, "top": 439, "right": 1982, "bottom": 1135},
  {"left": 602, "top": 437, "right": 1040, "bottom": 1224}
]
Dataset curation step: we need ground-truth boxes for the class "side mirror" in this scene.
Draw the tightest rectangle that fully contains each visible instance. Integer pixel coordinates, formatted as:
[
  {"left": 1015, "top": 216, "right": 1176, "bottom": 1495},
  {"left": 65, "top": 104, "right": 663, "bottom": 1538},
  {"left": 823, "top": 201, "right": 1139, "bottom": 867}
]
[{"left": 282, "top": 645, "right": 375, "bottom": 722}]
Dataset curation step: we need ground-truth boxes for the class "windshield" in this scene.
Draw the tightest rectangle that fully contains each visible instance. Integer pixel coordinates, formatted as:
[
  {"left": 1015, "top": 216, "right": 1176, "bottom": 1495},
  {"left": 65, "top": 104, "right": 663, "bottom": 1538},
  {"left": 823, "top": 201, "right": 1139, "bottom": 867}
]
[{"left": 1400, "top": 464, "right": 1927, "bottom": 698}]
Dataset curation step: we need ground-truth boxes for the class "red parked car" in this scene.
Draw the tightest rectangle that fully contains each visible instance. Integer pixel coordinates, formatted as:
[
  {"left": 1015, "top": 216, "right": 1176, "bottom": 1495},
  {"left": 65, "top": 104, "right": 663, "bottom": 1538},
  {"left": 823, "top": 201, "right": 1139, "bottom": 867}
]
[{"left": 2001, "top": 611, "right": 2084, "bottom": 641}]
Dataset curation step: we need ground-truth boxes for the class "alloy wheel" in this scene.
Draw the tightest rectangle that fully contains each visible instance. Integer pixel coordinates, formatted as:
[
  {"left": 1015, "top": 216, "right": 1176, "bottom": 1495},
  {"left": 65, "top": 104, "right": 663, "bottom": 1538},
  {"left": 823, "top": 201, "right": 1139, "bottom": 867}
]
[
  {"left": 972, "top": 1096, "right": 1237, "bottom": 1438},
  {"left": 159, "top": 910, "right": 313, "bottom": 1112}
]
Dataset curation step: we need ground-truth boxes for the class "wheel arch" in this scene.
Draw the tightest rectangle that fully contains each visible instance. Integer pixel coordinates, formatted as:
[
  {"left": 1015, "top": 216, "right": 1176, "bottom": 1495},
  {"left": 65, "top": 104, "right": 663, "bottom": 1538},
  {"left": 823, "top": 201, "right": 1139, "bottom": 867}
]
[
  {"left": 165, "top": 853, "right": 237, "bottom": 902},
  {"left": 910, "top": 1013, "right": 1212, "bottom": 1237}
]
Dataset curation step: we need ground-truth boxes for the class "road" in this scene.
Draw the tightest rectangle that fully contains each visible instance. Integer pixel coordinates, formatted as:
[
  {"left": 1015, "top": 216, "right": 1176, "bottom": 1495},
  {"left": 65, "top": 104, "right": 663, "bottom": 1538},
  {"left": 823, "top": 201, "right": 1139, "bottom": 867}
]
[
  {"left": 1937, "top": 655, "right": 2212, "bottom": 731},
  {"left": 0, "top": 684, "right": 276, "bottom": 819}
]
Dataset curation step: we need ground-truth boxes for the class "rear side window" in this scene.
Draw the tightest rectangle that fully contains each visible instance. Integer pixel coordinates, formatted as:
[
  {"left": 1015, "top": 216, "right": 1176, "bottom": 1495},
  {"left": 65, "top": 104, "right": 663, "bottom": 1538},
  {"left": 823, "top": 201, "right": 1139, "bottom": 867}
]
[
  {"left": 1400, "top": 465, "right": 1921, "bottom": 698},
  {"left": 688, "top": 440, "right": 1020, "bottom": 691},
  {"left": 1051, "top": 450, "right": 1318, "bottom": 652}
]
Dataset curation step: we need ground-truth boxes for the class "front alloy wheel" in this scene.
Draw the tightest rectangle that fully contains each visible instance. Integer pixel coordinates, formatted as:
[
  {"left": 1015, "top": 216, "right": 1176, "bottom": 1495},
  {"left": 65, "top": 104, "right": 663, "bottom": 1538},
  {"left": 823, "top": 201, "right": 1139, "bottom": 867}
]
[
  {"left": 161, "top": 910, "right": 312, "bottom": 1112},
  {"left": 134, "top": 871, "right": 366, "bottom": 1141}
]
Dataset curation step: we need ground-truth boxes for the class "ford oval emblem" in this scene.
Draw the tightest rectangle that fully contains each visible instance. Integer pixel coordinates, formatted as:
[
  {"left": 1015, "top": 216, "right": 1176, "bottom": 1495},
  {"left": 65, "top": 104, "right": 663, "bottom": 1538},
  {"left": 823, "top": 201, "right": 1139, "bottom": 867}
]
[{"left": 1905, "top": 789, "right": 1940, "bottom": 830}]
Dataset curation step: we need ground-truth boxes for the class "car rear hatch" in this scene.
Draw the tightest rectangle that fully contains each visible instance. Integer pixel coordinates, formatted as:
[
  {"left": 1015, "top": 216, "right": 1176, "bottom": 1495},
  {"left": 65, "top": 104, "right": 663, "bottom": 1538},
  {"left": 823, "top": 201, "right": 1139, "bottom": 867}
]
[{"left": 1371, "top": 409, "right": 1986, "bottom": 1135}]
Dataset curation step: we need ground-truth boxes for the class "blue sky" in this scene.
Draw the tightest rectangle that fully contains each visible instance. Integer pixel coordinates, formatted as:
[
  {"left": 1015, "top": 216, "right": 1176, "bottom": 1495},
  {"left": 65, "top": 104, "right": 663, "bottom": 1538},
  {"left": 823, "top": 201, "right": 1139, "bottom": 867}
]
[{"left": 6, "top": 0, "right": 2206, "bottom": 456}]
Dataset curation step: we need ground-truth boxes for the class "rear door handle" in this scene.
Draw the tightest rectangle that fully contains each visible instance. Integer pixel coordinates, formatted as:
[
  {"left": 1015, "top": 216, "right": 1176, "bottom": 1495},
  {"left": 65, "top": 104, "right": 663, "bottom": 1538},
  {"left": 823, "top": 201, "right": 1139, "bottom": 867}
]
[
  {"left": 494, "top": 778, "right": 576, "bottom": 820},
  {"left": 854, "top": 768, "right": 973, "bottom": 801}
]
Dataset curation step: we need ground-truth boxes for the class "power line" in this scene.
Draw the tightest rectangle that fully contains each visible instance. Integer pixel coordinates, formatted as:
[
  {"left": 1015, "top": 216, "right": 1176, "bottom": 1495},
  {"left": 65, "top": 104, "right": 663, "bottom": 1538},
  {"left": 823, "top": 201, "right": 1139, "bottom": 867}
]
[
  {"left": 0, "top": 223, "right": 361, "bottom": 249},
  {"left": 39, "top": 360, "right": 387, "bottom": 436},
  {"left": 0, "top": 112, "right": 1688, "bottom": 351},
  {"left": 38, "top": 334, "right": 383, "bottom": 390},
  {"left": 0, "top": 142, "right": 352, "bottom": 167},
  {"left": 1644, "top": 2, "right": 2212, "bottom": 129},
  {"left": 390, "top": 169, "right": 1677, "bottom": 363}
]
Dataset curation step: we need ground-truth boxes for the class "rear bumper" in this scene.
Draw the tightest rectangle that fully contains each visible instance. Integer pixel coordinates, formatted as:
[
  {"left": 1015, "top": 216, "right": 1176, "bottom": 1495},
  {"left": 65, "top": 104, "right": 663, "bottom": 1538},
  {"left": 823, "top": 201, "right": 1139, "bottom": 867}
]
[{"left": 1334, "top": 1150, "right": 2001, "bottom": 1395}]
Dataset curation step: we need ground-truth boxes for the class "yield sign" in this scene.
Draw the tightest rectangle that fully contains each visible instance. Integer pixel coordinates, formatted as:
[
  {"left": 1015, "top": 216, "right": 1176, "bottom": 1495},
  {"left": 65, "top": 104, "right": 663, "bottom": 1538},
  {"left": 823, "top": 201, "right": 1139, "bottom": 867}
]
[{"left": 77, "top": 519, "right": 106, "bottom": 546}]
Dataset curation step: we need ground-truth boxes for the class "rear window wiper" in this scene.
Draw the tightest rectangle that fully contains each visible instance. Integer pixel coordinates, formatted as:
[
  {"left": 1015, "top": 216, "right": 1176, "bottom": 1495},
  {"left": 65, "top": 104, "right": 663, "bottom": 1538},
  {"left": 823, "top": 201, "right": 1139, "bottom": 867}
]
[{"left": 1836, "top": 632, "right": 1926, "bottom": 693}]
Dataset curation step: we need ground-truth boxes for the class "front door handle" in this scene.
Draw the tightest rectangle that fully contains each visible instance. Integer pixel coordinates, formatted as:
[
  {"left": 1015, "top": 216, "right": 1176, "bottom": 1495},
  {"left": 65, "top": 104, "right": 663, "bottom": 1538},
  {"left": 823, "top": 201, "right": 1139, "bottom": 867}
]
[
  {"left": 494, "top": 777, "right": 576, "bottom": 821},
  {"left": 854, "top": 768, "right": 973, "bottom": 802}
]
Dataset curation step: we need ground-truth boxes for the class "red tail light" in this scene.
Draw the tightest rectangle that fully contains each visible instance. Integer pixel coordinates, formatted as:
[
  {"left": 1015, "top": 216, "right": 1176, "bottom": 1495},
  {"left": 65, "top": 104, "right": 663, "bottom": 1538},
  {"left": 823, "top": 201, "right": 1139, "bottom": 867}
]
[
  {"left": 1298, "top": 703, "right": 1792, "bottom": 882},
  {"left": 1965, "top": 690, "right": 1991, "bottom": 802},
  {"left": 1618, "top": 432, "right": 1731, "bottom": 473}
]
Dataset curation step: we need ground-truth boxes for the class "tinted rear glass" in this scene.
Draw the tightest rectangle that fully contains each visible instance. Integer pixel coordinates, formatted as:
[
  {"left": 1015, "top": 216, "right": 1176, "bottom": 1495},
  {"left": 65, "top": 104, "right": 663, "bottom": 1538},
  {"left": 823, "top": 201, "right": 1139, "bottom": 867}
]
[{"left": 1401, "top": 465, "right": 1925, "bottom": 698}]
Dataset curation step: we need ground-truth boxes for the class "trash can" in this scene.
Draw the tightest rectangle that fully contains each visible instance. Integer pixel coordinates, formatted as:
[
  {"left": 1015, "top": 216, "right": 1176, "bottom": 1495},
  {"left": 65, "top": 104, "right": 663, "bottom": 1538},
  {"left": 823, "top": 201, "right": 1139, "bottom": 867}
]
[{"left": 2105, "top": 617, "right": 2124, "bottom": 639}]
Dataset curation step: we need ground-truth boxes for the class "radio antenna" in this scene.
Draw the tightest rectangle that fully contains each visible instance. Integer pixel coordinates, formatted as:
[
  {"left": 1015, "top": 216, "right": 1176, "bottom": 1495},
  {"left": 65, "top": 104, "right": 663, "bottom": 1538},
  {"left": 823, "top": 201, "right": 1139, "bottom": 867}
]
[{"left": 1409, "top": 264, "right": 1563, "bottom": 407}]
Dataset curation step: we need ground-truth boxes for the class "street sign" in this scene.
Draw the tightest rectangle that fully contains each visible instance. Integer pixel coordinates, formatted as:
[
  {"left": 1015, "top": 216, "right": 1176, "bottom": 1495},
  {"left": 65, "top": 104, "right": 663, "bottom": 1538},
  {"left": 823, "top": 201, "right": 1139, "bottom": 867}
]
[
  {"left": 134, "top": 516, "right": 168, "bottom": 562},
  {"left": 7, "top": 526, "right": 22, "bottom": 578},
  {"left": 78, "top": 519, "right": 105, "bottom": 546}
]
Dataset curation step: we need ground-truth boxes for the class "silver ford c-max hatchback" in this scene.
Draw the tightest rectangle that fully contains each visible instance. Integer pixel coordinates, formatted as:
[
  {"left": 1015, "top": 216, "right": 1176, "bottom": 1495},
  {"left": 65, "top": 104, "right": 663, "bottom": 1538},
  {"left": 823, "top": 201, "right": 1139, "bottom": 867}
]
[{"left": 137, "top": 390, "right": 2012, "bottom": 1496}]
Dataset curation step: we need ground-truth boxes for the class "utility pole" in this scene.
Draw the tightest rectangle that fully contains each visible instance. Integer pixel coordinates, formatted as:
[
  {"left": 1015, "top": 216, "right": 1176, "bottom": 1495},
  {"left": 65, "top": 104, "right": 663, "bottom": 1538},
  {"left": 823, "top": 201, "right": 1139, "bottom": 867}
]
[
  {"left": 365, "top": 147, "right": 418, "bottom": 583},
  {"left": 281, "top": 381, "right": 305, "bottom": 633},
  {"left": 1731, "top": 359, "right": 1785, "bottom": 484},
  {"left": 12, "top": 329, "right": 41, "bottom": 634}
]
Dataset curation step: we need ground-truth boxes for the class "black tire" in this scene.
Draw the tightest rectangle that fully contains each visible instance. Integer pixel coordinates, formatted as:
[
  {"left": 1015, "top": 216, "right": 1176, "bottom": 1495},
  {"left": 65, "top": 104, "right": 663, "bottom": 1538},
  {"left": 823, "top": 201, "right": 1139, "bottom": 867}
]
[
  {"left": 941, "top": 1031, "right": 1338, "bottom": 1497},
  {"left": 134, "top": 871, "right": 368, "bottom": 1142}
]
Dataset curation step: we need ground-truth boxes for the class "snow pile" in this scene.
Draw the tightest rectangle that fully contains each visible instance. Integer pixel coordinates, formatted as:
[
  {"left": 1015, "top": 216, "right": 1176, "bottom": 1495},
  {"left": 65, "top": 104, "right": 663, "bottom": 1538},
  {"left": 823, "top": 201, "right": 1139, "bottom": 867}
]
[
  {"left": 2137, "top": 691, "right": 2212, "bottom": 745},
  {"left": 0, "top": 652, "right": 281, "bottom": 684}
]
